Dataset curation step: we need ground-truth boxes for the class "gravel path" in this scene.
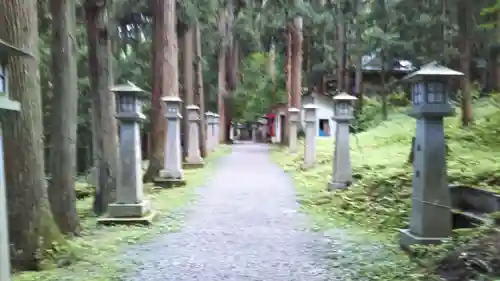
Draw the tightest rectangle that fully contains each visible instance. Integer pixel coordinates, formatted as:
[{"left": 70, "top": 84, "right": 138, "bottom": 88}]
[{"left": 125, "top": 143, "right": 336, "bottom": 281}]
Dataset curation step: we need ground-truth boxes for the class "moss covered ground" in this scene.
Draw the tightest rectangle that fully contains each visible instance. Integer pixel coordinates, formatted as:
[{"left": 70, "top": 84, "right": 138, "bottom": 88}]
[
  {"left": 271, "top": 97, "right": 500, "bottom": 280},
  {"left": 14, "top": 146, "right": 230, "bottom": 281}
]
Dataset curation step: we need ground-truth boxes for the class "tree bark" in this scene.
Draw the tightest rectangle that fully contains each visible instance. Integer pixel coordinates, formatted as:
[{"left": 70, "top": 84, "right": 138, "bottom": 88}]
[
  {"left": 143, "top": 0, "right": 170, "bottom": 181},
  {"left": 217, "top": 8, "right": 227, "bottom": 143},
  {"left": 194, "top": 22, "right": 207, "bottom": 157},
  {"left": 458, "top": 0, "right": 473, "bottom": 126},
  {"left": 48, "top": 0, "right": 81, "bottom": 235},
  {"left": 85, "top": 0, "right": 119, "bottom": 215},
  {"left": 337, "top": 11, "right": 346, "bottom": 92},
  {"left": 0, "top": 0, "right": 62, "bottom": 270},
  {"left": 291, "top": 16, "right": 303, "bottom": 108},
  {"left": 182, "top": 25, "right": 194, "bottom": 157}
]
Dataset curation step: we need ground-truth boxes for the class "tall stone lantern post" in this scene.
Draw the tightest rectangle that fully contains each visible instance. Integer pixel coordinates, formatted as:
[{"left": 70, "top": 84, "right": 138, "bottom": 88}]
[
  {"left": 213, "top": 113, "right": 220, "bottom": 147},
  {"left": 327, "top": 92, "right": 357, "bottom": 191},
  {"left": 184, "top": 105, "right": 204, "bottom": 168},
  {"left": 99, "top": 82, "right": 154, "bottom": 225},
  {"left": 154, "top": 96, "right": 186, "bottom": 187},
  {"left": 303, "top": 104, "right": 318, "bottom": 169},
  {"left": 0, "top": 39, "right": 32, "bottom": 281},
  {"left": 205, "top": 112, "right": 216, "bottom": 151},
  {"left": 399, "top": 61, "right": 463, "bottom": 250}
]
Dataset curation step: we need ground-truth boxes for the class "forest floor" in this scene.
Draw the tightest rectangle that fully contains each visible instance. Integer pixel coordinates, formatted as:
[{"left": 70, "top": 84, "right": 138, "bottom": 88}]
[
  {"left": 270, "top": 97, "right": 500, "bottom": 281},
  {"left": 13, "top": 146, "right": 230, "bottom": 281}
]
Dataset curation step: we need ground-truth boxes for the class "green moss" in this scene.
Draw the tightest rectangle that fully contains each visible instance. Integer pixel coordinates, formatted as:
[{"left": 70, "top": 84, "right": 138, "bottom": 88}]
[
  {"left": 271, "top": 97, "right": 500, "bottom": 280},
  {"left": 14, "top": 145, "right": 231, "bottom": 281}
]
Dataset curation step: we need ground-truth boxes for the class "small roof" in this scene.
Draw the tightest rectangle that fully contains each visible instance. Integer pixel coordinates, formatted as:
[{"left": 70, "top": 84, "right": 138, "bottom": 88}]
[
  {"left": 333, "top": 92, "right": 357, "bottom": 101},
  {"left": 110, "top": 81, "right": 144, "bottom": 92},
  {"left": 0, "top": 38, "right": 32, "bottom": 58},
  {"left": 402, "top": 61, "right": 463, "bottom": 82}
]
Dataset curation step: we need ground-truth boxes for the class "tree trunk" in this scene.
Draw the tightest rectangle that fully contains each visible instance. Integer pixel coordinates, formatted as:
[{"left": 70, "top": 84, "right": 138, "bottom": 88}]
[
  {"left": 48, "top": 0, "right": 81, "bottom": 235},
  {"left": 354, "top": 20, "right": 363, "bottom": 115},
  {"left": 143, "top": 0, "right": 169, "bottom": 181},
  {"left": 283, "top": 25, "right": 292, "bottom": 144},
  {"left": 194, "top": 22, "right": 207, "bottom": 157},
  {"left": 458, "top": 0, "right": 473, "bottom": 126},
  {"left": 182, "top": 25, "right": 194, "bottom": 157},
  {"left": 337, "top": 12, "right": 346, "bottom": 92},
  {"left": 291, "top": 16, "right": 303, "bottom": 108},
  {"left": 268, "top": 39, "right": 276, "bottom": 101},
  {"left": 217, "top": 8, "right": 227, "bottom": 143},
  {"left": 0, "top": 0, "right": 62, "bottom": 270},
  {"left": 85, "top": 0, "right": 119, "bottom": 215}
]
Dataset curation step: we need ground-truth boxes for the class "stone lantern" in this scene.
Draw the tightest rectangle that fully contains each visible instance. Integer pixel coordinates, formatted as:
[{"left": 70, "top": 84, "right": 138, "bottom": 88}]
[
  {"left": 399, "top": 61, "right": 463, "bottom": 250},
  {"left": 99, "top": 82, "right": 154, "bottom": 224},
  {"left": 288, "top": 107, "right": 300, "bottom": 153},
  {"left": 154, "top": 96, "right": 186, "bottom": 187},
  {"left": 205, "top": 112, "right": 216, "bottom": 151},
  {"left": 327, "top": 92, "right": 357, "bottom": 191},
  {"left": 213, "top": 113, "right": 220, "bottom": 147},
  {"left": 303, "top": 104, "right": 318, "bottom": 169},
  {"left": 0, "top": 39, "right": 31, "bottom": 281},
  {"left": 258, "top": 117, "right": 267, "bottom": 142},
  {"left": 184, "top": 105, "right": 204, "bottom": 168}
]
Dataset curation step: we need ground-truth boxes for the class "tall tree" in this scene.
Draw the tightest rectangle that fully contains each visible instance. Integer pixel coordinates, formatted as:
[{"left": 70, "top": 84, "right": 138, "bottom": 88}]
[
  {"left": 194, "top": 22, "right": 207, "bottom": 156},
  {"left": 458, "top": 0, "right": 474, "bottom": 126},
  {"left": 0, "top": 0, "right": 62, "bottom": 270},
  {"left": 183, "top": 25, "right": 194, "bottom": 156},
  {"left": 48, "top": 0, "right": 81, "bottom": 235},
  {"left": 85, "top": 0, "right": 119, "bottom": 215},
  {"left": 217, "top": 7, "right": 227, "bottom": 142},
  {"left": 144, "top": 0, "right": 168, "bottom": 181}
]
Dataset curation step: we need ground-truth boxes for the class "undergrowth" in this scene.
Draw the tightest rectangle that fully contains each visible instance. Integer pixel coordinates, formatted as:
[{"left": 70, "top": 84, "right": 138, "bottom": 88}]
[
  {"left": 14, "top": 146, "right": 230, "bottom": 281},
  {"left": 271, "top": 96, "right": 500, "bottom": 280}
]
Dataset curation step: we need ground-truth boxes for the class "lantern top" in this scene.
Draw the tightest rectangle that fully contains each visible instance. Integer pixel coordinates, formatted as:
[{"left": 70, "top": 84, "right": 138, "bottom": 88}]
[
  {"left": 303, "top": 104, "right": 319, "bottom": 110},
  {"left": 205, "top": 111, "right": 215, "bottom": 116},
  {"left": 0, "top": 39, "right": 32, "bottom": 59},
  {"left": 161, "top": 95, "right": 182, "bottom": 103},
  {"left": 186, "top": 104, "right": 200, "bottom": 110},
  {"left": 333, "top": 92, "right": 357, "bottom": 101},
  {"left": 288, "top": 107, "right": 300, "bottom": 113},
  {"left": 402, "top": 61, "right": 463, "bottom": 83},
  {"left": 110, "top": 81, "right": 144, "bottom": 93}
]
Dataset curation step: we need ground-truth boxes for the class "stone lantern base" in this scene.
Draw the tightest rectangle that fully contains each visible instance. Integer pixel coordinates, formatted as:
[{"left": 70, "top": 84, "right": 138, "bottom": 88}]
[
  {"left": 153, "top": 170, "right": 187, "bottom": 188},
  {"left": 97, "top": 200, "right": 156, "bottom": 225},
  {"left": 183, "top": 161, "right": 204, "bottom": 169},
  {"left": 399, "top": 229, "right": 448, "bottom": 252}
]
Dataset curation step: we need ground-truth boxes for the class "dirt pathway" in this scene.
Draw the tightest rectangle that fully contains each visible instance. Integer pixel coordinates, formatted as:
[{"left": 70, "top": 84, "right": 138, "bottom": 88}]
[{"left": 124, "top": 143, "right": 344, "bottom": 281}]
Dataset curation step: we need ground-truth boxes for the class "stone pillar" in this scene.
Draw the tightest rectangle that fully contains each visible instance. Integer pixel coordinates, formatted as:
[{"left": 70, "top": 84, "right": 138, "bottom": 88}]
[
  {"left": 251, "top": 124, "right": 257, "bottom": 142},
  {"left": 0, "top": 98, "right": 21, "bottom": 281},
  {"left": 303, "top": 104, "right": 318, "bottom": 169},
  {"left": 288, "top": 107, "right": 300, "bottom": 153},
  {"left": 99, "top": 83, "right": 153, "bottom": 225},
  {"left": 328, "top": 92, "right": 357, "bottom": 190},
  {"left": 229, "top": 122, "right": 235, "bottom": 141},
  {"left": 204, "top": 112, "right": 213, "bottom": 151},
  {"left": 207, "top": 112, "right": 217, "bottom": 151},
  {"left": 398, "top": 62, "right": 463, "bottom": 250},
  {"left": 154, "top": 96, "right": 186, "bottom": 187},
  {"left": 213, "top": 113, "right": 220, "bottom": 146},
  {"left": 184, "top": 105, "right": 204, "bottom": 168}
]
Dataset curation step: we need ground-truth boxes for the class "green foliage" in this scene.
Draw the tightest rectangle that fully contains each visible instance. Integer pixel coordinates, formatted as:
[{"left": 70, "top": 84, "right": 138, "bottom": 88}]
[
  {"left": 232, "top": 51, "right": 285, "bottom": 122},
  {"left": 353, "top": 97, "right": 383, "bottom": 132}
]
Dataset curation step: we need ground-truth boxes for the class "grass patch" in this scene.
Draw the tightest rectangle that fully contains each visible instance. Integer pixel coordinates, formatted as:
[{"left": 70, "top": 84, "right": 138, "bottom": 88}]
[
  {"left": 14, "top": 145, "right": 231, "bottom": 281},
  {"left": 271, "top": 97, "right": 500, "bottom": 280}
]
